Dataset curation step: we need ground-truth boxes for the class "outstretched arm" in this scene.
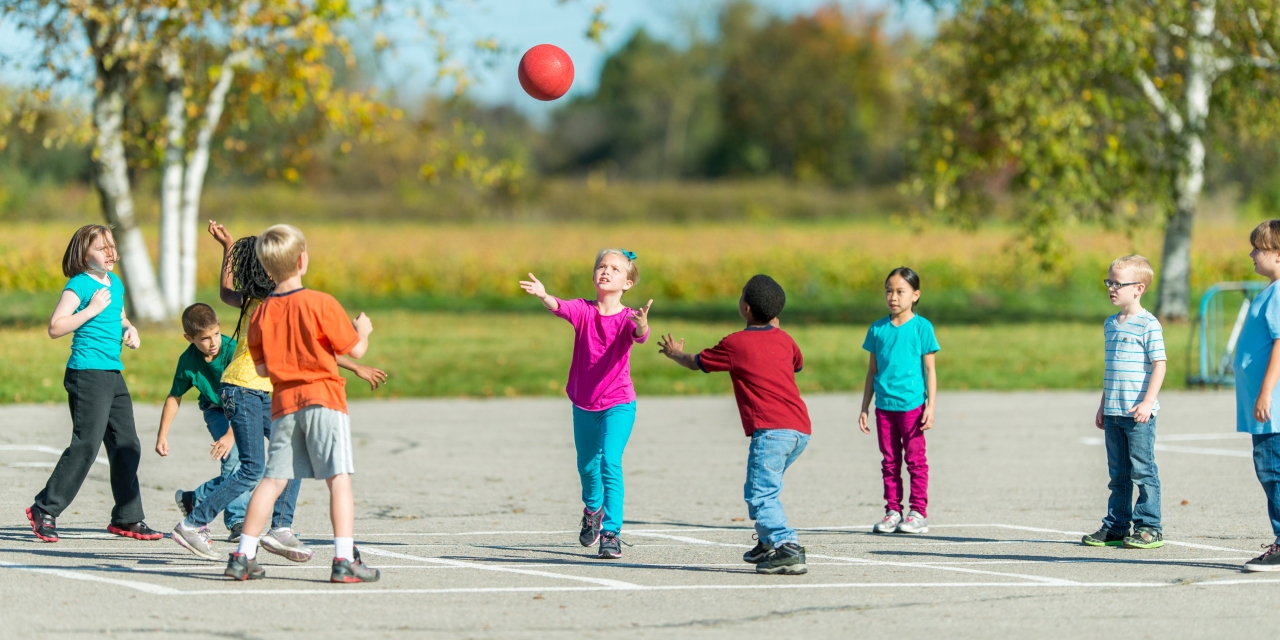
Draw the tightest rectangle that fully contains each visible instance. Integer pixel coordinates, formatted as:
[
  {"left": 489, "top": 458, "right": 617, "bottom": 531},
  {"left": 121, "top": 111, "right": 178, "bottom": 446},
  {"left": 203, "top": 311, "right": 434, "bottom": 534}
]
[
  {"left": 659, "top": 333, "right": 700, "bottom": 371},
  {"left": 519, "top": 273, "right": 560, "bottom": 312},
  {"left": 209, "top": 220, "right": 242, "bottom": 309}
]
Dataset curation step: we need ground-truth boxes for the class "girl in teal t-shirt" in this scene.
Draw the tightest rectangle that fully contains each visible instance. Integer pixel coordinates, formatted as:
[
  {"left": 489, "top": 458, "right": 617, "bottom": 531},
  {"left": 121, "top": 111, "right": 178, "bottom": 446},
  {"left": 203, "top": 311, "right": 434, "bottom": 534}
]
[
  {"left": 857, "top": 267, "right": 940, "bottom": 536},
  {"left": 27, "top": 225, "right": 161, "bottom": 543}
]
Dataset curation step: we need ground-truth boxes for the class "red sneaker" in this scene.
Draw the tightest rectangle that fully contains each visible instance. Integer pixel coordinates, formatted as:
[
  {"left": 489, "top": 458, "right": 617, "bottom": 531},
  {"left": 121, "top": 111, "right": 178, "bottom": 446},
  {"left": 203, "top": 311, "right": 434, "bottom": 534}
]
[
  {"left": 107, "top": 521, "right": 163, "bottom": 540},
  {"left": 26, "top": 505, "right": 58, "bottom": 543}
]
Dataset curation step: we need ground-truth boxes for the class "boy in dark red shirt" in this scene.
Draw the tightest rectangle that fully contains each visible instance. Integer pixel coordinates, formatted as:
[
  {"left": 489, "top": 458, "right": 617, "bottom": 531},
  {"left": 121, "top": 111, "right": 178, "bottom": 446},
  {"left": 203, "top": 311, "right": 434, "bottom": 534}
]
[{"left": 659, "top": 274, "right": 811, "bottom": 575}]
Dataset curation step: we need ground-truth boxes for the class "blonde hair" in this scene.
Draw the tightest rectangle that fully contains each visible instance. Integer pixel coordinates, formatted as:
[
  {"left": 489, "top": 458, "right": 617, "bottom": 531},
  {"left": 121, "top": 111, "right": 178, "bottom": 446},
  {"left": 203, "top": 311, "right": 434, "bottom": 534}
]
[
  {"left": 255, "top": 224, "right": 307, "bottom": 281},
  {"left": 1110, "top": 254, "right": 1155, "bottom": 288},
  {"left": 62, "top": 224, "right": 115, "bottom": 277},
  {"left": 594, "top": 249, "right": 640, "bottom": 285},
  {"left": 1251, "top": 220, "right": 1280, "bottom": 252}
]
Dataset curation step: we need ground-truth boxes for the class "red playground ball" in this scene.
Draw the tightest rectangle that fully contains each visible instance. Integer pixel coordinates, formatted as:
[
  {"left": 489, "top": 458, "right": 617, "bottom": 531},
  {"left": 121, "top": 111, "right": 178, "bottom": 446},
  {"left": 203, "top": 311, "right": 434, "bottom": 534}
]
[{"left": 518, "top": 44, "right": 574, "bottom": 101}]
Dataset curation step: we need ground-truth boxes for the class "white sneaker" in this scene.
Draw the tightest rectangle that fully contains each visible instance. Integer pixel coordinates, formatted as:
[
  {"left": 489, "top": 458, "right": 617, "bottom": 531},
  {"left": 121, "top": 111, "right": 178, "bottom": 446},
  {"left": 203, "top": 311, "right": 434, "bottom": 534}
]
[
  {"left": 171, "top": 520, "right": 220, "bottom": 560},
  {"left": 897, "top": 510, "right": 928, "bottom": 534},
  {"left": 873, "top": 510, "right": 903, "bottom": 534},
  {"left": 261, "top": 528, "right": 314, "bottom": 562}
]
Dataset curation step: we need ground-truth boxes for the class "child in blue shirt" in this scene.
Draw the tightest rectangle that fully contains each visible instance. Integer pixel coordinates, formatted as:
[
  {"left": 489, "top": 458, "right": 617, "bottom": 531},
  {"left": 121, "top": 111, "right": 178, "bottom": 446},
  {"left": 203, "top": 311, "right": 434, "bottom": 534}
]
[{"left": 27, "top": 225, "right": 162, "bottom": 543}]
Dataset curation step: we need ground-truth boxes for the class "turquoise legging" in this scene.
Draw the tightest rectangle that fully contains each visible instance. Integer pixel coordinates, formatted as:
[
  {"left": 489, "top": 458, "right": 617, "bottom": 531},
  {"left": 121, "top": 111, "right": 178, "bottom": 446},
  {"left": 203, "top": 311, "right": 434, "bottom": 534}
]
[{"left": 572, "top": 401, "right": 636, "bottom": 534}]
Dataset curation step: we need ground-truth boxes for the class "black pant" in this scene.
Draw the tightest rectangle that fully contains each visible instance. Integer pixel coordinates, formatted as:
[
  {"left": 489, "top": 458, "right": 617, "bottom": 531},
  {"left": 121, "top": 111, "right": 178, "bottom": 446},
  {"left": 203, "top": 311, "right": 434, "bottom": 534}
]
[{"left": 34, "top": 369, "right": 145, "bottom": 524}]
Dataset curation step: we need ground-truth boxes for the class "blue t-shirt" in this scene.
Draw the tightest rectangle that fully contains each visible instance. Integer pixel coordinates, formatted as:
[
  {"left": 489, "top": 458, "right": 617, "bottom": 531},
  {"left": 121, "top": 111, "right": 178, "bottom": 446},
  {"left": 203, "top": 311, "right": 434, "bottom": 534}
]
[
  {"left": 1235, "top": 280, "right": 1280, "bottom": 434},
  {"left": 63, "top": 272, "right": 126, "bottom": 371},
  {"left": 862, "top": 315, "right": 940, "bottom": 412},
  {"left": 1102, "top": 310, "right": 1166, "bottom": 417}
]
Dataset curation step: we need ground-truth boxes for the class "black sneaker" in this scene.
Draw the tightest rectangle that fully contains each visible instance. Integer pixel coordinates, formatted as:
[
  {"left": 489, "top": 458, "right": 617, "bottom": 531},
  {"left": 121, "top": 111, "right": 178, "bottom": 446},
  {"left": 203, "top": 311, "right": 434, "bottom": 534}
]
[
  {"left": 743, "top": 538, "right": 772, "bottom": 564},
  {"left": 226, "top": 521, "right": 244, "bottom": 543},
  {"left": 225, "top": 552, "right": 266, "bottom": 580},
  {"left": 756, "top": 542, "right": 807, "bottom": 575},
  {"left": 598, "top": 531, "right": 623, "bottom": 559},
  {"left": 1081, "top": 527, "right": 1127, "bottom": 547},
  {"left": 579, "top": 508, "right": 603, "bottom": 547},
  {"left": 108, "top": 521, "right": 163, "bottom": 540},
  {"left": 26, "top": 505, "right": 58, "bottom": 543},
  {"left": 331, "top": 547, "right": 381, "bottom": 583},
  {"left": 1245, "top": 544, "right": 1280, "bottom": 572},
  {"left": 1123, "top": 526, "right": 1164, "bottom": 549},
  {"left": 175, "top": 489, "right": 194, "bottom": 518}
]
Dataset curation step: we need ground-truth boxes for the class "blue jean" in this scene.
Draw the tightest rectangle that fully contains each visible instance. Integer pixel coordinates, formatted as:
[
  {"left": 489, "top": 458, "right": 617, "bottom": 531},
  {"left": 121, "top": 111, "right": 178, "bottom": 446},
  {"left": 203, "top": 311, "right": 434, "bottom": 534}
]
[
  {"left": 572, "top": 401, "right": 636, "bottom": 534},
  {"left": 1101, "top": 415, "right": 1161, "bottom": 533},
  {"left": 188, "top": 385, "right": 300, "bottom": 529},
  {"left": 1253, "top": 433, "right": 1280, "bottom": 541},
  {"left": 744, "top": 428, "right": 809, "bottom": 547},
  {"left": 190, "top": 401, "right": 249, "bottom": 529}
]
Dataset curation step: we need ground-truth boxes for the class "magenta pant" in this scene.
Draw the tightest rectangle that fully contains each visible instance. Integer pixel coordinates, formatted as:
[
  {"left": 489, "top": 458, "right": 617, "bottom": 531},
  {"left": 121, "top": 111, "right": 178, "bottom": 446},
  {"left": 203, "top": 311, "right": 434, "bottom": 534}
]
[{"left": 876, "top": 405, "right": 929, "bottom": 517}]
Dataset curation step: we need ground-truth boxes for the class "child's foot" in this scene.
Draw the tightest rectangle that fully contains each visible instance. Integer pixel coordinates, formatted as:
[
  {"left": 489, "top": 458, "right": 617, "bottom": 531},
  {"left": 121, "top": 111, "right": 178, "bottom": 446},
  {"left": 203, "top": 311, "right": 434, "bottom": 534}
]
[
  {"left": 1244, "top": 543, "right": 1280, "bottom": 572},
  {"left": 225, "top": 552, "right": 266, "bottom": 580},
  {"left": 598, "top": 531, "right": 623, "bottom": 559},
  {"left": 261, "top": 528, "right": 314, "bottom": 562},
  {"left": 172, "top": 521, "right": 220, "bottom": 560},
  {"left": 755, "top": 542, "right": 807, "bottom": 575},
  {"left": 873, "top": 510, "right": 902, "bottom": 534},
  {"left": 1123, "top": 526, "right": 1164, "bottom": 549},
  {"left": 25, "top": 505, "right": 58, "bottom": 543},
  {"left": 743, "top": 537, "right": 772, "bottom": 563},
  {"left": 331, "top": 547, "right": 380, "bottom": 583},
  {"left": 1081, "top": 528, "right": 1127, "bottom": 547},
  {"left": 226, "top": 522, "right": 244, "bottom": 543},
  {"left": 174, "top": 489, "right": 194, "bottom": 518},
  {"left": 579, "top": 507, "right": 603, "bottom": 547},
  {"left": 897, "top": 511, "right": 928, "bottom": 534},
  {"left": 108, "top": 521, "right": 163, "bottom": 540}
]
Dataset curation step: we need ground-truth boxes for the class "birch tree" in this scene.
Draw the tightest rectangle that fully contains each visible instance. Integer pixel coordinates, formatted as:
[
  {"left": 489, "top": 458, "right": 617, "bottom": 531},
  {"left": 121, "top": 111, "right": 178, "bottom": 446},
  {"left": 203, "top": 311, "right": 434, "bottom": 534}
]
[{"left": 907, "top": 1, "right": 1280, "bottom": 319}]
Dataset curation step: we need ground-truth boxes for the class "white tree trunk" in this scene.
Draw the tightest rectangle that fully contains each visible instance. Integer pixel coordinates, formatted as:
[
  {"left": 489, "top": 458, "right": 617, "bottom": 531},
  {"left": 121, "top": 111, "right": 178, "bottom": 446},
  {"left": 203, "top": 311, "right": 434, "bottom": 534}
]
[
  {"left": 89, "top": 45, "right": 168, "bottom": 322},
  {"left": 179, "top": 53, "right": 243, "bottom": 306},
  {"left": 159, "top": 46, "right": 186, "bottom": 316}
]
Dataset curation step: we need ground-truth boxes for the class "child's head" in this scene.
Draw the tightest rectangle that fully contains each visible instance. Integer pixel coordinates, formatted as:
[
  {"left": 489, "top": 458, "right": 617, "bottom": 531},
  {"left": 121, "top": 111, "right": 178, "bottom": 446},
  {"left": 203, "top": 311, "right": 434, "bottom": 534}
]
[
  {"left": 1250, "top": 220, "right": 1280, "bottom": 280},
  {"left": 256, "top": 224, "right": 308, "bottom": 282},
  {"left": 229, "top": 236, "right": 277, "bottom": 301},
  {"left": 62, "top": 224, "right": 116, "bottom": 277},
  {"left": 181, "top": 303, "right": 222, "bottom": 358},
  {"left": 593, "top": 249, "right": 640, "bottom": 295},
  {"left": 1106, "top": 254, "right": 1154, "bottom": 307},
  {"left": 884, "top": 266, "right": 921, "bottom": 315},
  {"left": 739, "top": 274, "right": 786, "bottom": 324}
]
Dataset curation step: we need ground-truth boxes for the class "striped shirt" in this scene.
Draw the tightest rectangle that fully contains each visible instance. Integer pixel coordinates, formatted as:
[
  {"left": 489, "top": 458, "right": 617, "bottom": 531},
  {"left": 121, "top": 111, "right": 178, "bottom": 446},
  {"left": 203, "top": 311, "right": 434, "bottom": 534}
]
[{"left": 1103, "top": 310, "right": 1166, "bottom": 416}]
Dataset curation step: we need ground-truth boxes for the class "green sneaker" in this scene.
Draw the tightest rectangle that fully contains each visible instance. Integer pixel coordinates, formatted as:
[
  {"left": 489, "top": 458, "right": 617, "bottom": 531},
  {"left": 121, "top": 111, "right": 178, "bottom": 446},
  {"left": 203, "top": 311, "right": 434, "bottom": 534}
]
[
  {"left": 1123, "top": 527, "right": 1164, "bottom": 549},
  {"left": 1081, "top": 527, "right": 1127, "bottom": 547}
]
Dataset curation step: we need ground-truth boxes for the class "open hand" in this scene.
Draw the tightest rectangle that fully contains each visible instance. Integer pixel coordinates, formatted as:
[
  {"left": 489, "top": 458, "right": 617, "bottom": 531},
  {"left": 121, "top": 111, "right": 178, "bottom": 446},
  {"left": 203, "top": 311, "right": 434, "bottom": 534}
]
[
  {"left": 123, "top": 325, "right": 140, "bottom": 349},
  {"left": 210, "top": 434, "right": 234, "bottom": 461},
  {"left": 632, "top": 299, "right": 653, "bottom": 331},
  {"left": 355, "top": 365, "right": 388, "bottom": 390},
  {"left": 658, "top": 333, "right": 685, "bottom": 359},
  {"left": 86, "top": 288, "right": 111, "bottom": 316},
  {"left": 207, "top": 220, "right": 233, "bottom": 248},
  {"left": 519, "top": 273, "right": 548, "bottom": 299}
]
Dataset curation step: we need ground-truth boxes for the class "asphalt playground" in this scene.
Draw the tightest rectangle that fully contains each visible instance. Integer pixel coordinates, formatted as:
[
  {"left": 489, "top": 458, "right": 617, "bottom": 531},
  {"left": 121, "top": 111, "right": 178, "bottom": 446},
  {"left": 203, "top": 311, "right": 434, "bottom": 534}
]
[{"left": 1, "top": 391, "right": 1278, "bottom": 639}]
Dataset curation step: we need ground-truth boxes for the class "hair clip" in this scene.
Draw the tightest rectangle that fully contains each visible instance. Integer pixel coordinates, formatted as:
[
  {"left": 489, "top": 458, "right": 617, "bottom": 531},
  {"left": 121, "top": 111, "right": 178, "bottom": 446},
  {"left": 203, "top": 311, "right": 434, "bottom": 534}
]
[{"left": 621, "top": 249, "right": 637, "bottom": 261}]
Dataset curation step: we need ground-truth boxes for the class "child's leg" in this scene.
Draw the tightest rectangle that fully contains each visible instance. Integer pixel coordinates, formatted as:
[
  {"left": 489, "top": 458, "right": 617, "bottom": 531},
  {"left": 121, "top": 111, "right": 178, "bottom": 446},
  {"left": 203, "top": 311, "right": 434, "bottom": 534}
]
[
  {"left": 1101, "top": 416, "right": 1134, "bottom": 533},
  {"left": 1126, "top": 416, "right": 1161, "bottom": 531},
  {"left": 102, "top": 372, "right": 145, "bottom": 524},
  {"left": 901, "top": 405, "right": 930, "bottom": 517},
  {"left": 1253, "top": 433, "right": 1280, "bottom": 543},
  {"left": 875, "top": 409, "right": 906, "bottom": 514},
  {"left": 237, "top": 478, "right": 289, "bottom": 557},
  {"left": 34, "top": 369, "right": 115, "bottom": 517},
  {"left": 194, "top": 406, "right": 247, "bottom": 529},
  {"left": 743, "top": 429, "right": 807, "bottom": 546},
  {"left": 188, "top": 386, "right": 269, "bottom": 528},
  {"left": 596, "top": 402, "right": 636, "bottom": 534},
  {"left": 572, "top": 406, "right": 605, "bottom": 514},
  {"left": 326, "top": 473, "right": 354, "bottom": 539}
]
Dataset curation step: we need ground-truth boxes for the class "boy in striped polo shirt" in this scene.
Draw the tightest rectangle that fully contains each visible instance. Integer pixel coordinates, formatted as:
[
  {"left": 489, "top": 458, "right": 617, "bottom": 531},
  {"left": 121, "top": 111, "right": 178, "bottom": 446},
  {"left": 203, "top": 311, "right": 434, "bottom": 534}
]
[{"left": 1083, "top": 255, "right": 1168, "bottom": 550}]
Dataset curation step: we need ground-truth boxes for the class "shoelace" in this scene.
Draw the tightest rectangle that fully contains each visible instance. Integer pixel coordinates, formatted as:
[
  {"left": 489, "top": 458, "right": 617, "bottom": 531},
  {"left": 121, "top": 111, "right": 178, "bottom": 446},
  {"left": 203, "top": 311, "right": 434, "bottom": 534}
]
[
  {"left": 1259, "top": 544, "right": 1280, "bottom": 560},
  {"left": 601, "top": 533, "right": 634, "bottom": 548},
  {"left": 198, "top": 527, "right": 213, "bottom": 546}
]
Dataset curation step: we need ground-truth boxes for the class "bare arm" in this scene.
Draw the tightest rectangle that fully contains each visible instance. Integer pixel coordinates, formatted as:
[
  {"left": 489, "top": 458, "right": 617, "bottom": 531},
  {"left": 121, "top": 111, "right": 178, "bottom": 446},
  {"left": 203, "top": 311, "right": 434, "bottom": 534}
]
[
  {"left": 337, "top": 354, "right": 387, "bottom": 390},
  {"left": 121, "top": 309, "right": 139, "bottom": 349},
  {"left": 659, "top": 334, "right": 700, "bottom": 370},
  {"left": 519, "top": 273, "right": 560, "bottom": 312},
  {"left": 155, "top": 395, "right": 182, "bottom": 456},
  {"left": 921, "top": 352, "right": 937, "bottom": 430},
  {"left": 49, "top": 289, "right": 109, "bottom": 339},
  {"left": 209, "top": 221, "right": 242, "bottom": 309},
  {"left": 346, "top": 312, "right": 372, "bottom": 360},
  {"left": 1256, "top": 340, "right": 1280, "bottom": 422},
  {"left": 858, "top": 354, "right": 877, "bottom": 434}
]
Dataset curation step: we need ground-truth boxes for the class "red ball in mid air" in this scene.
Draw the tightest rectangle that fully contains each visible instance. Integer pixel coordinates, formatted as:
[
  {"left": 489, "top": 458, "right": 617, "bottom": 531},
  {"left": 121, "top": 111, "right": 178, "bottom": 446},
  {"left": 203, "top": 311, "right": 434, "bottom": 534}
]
[{"left": 518, "top": 44, "right": 574, "bottom": 101}]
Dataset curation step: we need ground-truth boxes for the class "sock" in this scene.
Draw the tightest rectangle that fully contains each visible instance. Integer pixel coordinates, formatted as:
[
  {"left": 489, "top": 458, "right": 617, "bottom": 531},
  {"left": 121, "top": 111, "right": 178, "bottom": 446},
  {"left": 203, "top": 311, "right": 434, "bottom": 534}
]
[
  {"left": 237, "top": 534, "right": 259, "bottom": 559},
  {"left": 178, "top": 518, "right": 197, "bottom": 531},
  {"left": 334, "top": 537, "right": 354, "bottom": 562},
  {"left": 270, "top": 526, "right": 291, "bottom": 534}
]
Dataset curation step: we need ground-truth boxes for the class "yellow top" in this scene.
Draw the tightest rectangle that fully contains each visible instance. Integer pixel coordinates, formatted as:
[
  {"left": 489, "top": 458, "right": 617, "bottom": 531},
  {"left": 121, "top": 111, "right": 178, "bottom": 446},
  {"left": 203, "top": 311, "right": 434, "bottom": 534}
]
[{"left": 220, "top": 299, "right": 274, "bottom": 393}]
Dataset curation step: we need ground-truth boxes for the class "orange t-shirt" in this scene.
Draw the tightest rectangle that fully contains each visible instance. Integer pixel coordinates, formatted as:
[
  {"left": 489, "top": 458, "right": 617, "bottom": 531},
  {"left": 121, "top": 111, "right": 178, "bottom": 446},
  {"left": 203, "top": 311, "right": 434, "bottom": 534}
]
[{"left": 248, "top": 288, "right": 360, "bottom": 419}]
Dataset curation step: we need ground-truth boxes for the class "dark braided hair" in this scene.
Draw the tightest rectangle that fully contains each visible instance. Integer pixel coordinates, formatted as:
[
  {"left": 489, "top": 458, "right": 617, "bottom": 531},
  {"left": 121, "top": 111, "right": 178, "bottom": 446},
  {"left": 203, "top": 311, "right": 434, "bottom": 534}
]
[{"left": 229, "top": 236, "right": 276, "bottom": 340}]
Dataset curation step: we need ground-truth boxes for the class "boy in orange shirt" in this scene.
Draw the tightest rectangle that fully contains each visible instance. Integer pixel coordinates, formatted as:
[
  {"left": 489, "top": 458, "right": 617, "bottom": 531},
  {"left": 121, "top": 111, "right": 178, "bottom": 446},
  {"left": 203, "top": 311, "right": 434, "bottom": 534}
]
[{"left": 223, "top": 224, "right": 380, "bottom": 583}]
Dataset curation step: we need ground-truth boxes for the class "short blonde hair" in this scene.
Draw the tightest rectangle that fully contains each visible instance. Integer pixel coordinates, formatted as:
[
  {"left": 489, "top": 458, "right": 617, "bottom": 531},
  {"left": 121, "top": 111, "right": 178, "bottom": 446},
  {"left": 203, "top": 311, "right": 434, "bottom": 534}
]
[
  {"left": 594, "top": 249, "right": 640, "bottom": 284},
  {"left": 1110, "top": 254, "right": 1154, "bottom": 288},
  {"left": 1251, "top": 220, "right": 1280, "bottom": 252},
  {"left": 255, "top": 224, "right": 307, "bottom": 281}
]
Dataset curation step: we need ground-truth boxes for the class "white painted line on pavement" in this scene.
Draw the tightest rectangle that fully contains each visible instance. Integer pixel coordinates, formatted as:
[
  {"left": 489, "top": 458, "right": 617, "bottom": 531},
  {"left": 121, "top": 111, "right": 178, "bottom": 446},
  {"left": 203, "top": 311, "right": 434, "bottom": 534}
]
[
  {"left": 0, "top": 445, "right": 107, "bottom": 465},
  {"left": 1078, "top": 437, "right": 1251, "bottom": 458},
  {"left": 0, "top": 560, "right": 179, "bottom": 594},
  {"left": 359, "top": 547, "right": 642, "bottom": 589}
]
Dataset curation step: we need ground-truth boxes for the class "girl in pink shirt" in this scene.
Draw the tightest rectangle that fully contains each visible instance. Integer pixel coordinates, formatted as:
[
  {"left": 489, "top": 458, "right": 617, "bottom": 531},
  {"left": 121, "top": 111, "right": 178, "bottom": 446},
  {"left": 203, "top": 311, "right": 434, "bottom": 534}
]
[{"left": 520, "top": 249, "right": 652, "bottom": 559}]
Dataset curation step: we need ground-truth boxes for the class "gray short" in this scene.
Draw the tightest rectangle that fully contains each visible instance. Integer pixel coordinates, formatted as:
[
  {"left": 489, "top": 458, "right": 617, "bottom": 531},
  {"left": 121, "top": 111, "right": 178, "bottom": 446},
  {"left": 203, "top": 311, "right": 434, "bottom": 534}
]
[{"left": 264, "top": 405, "right": 355, "bottom": 480}]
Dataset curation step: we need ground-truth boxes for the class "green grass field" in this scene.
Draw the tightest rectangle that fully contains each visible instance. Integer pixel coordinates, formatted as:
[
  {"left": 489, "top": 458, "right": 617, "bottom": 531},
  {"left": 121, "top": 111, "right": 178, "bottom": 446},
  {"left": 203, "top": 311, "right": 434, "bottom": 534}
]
[{"left": 0, "top": 306, "right": 1190, "bottom": 405}]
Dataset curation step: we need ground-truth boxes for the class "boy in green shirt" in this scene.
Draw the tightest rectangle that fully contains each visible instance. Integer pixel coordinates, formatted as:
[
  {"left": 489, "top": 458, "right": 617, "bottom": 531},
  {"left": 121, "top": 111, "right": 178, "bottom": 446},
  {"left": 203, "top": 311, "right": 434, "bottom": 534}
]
[{"left": 154, "top": 303, "right": 252, "bottom": 540}]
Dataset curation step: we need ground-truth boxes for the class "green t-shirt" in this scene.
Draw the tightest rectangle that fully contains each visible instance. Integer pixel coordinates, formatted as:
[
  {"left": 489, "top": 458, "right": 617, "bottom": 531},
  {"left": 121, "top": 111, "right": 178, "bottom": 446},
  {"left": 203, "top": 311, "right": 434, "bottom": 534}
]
[{"left": 169, "top": 335, "right": 236, "bottom": 406}]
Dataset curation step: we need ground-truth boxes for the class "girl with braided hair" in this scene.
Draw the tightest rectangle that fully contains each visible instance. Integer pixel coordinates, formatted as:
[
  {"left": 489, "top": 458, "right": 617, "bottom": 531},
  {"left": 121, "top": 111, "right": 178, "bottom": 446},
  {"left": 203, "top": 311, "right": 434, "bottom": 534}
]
[{"left": 169, "top": 221, "right": 385, "bottom": 562}]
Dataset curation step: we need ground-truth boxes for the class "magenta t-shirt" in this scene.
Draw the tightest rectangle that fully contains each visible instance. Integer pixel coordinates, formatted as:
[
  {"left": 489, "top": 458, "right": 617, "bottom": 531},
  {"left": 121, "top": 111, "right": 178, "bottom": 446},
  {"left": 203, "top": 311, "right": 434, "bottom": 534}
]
[{"left": 551, "top": 297, "right": 649, "bottom": 412}]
